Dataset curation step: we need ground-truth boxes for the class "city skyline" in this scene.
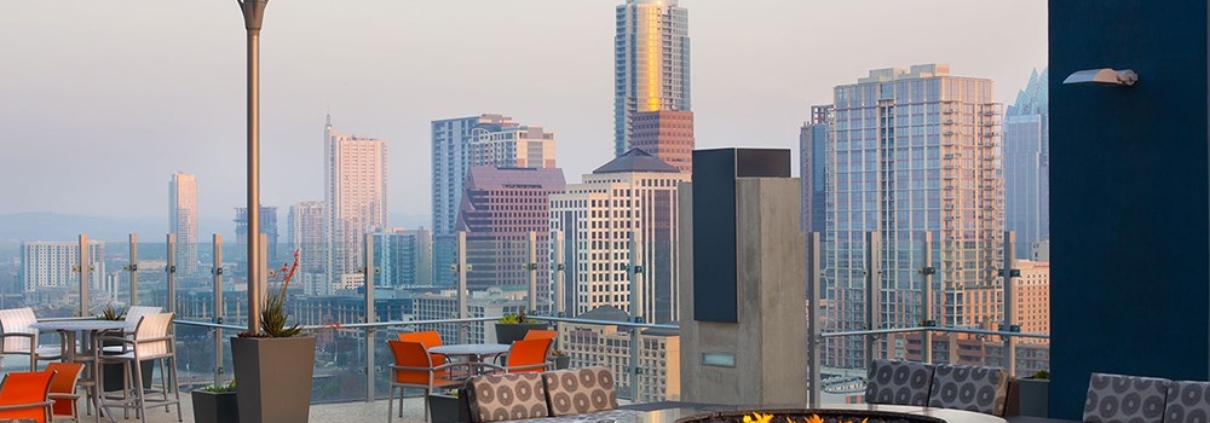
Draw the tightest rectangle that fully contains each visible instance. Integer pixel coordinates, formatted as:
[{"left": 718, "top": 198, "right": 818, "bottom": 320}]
[{"left": 0, "top": 0, "right": 1047, "bottom": 226}]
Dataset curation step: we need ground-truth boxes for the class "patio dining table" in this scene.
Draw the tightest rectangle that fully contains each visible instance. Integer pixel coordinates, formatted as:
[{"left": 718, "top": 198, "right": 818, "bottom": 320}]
[{"left": 29, "top": 319, "right": 131, "bottom": 423}]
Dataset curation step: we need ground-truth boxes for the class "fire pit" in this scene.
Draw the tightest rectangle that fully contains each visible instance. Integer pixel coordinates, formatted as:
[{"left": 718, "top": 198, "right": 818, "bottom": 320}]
[{"left": 677, "top": 409, "right": 949, "bottom": 423}]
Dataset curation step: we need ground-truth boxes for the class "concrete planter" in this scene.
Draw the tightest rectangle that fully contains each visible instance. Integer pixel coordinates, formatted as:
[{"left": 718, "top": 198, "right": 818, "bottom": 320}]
[
  {"left": 191, "top": 390, "right": 239, "bottom": 423},
  {"left": 428, "top": 394, "right": 462, "bottom": 423},
  {"left": 554, "top": 356, "right": 571, "bottom": 370},
  {"left": 231, "top": 336, "right": 316, "bottom": 423},
  {"left": 494, "top": 323, "right": 547, "bottom": 345},
  {"left": 1015, "top": 378, "right": 1050, "bottom": 417}
]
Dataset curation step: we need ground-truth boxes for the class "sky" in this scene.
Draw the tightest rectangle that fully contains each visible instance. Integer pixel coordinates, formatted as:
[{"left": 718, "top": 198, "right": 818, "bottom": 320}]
[{"left": 0, "top": 0, "right": 1047, "bottom": 229}]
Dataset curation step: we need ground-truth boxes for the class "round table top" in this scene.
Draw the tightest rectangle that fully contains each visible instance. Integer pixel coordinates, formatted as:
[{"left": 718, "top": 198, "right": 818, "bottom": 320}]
[
  {"left": 428, "top": 343, "right": 510, "bottom": 356},
  {"left": 30, "top": 320, "right": 132, "bottom": 332}
]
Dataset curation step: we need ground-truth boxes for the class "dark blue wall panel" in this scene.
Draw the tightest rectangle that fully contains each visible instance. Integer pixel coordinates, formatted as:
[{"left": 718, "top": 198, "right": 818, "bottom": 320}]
[
  {"left": 693, "top": 149, "right": 739, "bottom": 322},
  {"left": 1050, "top": 1, "right": 1209, "bottom": 418}
]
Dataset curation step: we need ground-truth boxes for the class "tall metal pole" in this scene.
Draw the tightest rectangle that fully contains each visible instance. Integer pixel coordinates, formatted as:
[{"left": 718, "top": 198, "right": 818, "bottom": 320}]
[
  {"left": 527, "top": 231, "right": 538, "bottom": 313},
  {"left": 806, "top": 232, "right": 822, "bottom": 408},
  {"left": 628, "top": 231, "right": 643, "bottom": 400},
  {"left": 239, "top": 0, "right": 268, "bottom": 335},
  {"left": 922, "top": 232, "right": 934, "bottom": 365},
  {"left": 78, "top": 234, "right": 90, "bottom": 317},
  {"left": 167, "top": 234, "right": 177, "bottom": 314},
  {"left": 364, "top": 233, "right": 375, "bottom": 402},
  {"left": 1003, "top": 231, "right": 1017, "bottom": 376},
  {"left": 129, "top": 233, "right": 139, "bottom": 306},
  {"left": 865, "top": 231, "right": 881, "bottom": 364},
  {"left": 554, "top": 230, "right": 565, "bottom": 316},
  {"left": 213, "top": 234, "right": 224, "bottom": 386}
]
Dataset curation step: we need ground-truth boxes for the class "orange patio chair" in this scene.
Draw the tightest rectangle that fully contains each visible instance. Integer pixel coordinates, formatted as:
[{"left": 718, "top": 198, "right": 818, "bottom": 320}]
[
  {"left": 0, "top": 370, "right": 57, "bottom": 423},
  {"left": 523, "top": 329, "right": 557, "bottom": 341},
  {"left": 398, "top": 330, "right": 446, "bottom": 367},
  {"left": 481, "top": 338, "right": 552, "bottom": 374},
  {"left": 387, "top": 340, "right": 471, "bottom": 423},
  {"left": 46, "top": 362, "right": 84, "bottom": 423}
]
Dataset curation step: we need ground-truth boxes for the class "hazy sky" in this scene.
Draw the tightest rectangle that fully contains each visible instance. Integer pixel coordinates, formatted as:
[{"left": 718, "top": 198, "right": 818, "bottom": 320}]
[{"left": 0, "top": 0, "right": 1047, "bottom": 227}]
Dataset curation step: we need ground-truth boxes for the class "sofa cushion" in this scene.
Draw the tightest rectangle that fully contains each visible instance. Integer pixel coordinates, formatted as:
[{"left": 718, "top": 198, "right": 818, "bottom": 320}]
[
  {"left": 467, "top": 372, "right": 549, "bottom": 423},
  {"left": 1084, "top": 373, "right": 1169, "bottom": 423},
  {"left": 1165, "top": 380, "right": 1210, "bottom": 423},
  {"left": 928, "top": 364, "right": 1009, "bottom": 415},
  {"left": 542, "top": 366, "right": 618, "bottom": 417},
  {"left": 866, "top": 359, "right": 934, "bottom": 406}
]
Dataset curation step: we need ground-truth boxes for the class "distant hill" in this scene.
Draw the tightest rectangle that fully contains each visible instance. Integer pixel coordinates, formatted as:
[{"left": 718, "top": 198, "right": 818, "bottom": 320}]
[{"left": 0, "top": 212, "right": 228, "bottom": 243}]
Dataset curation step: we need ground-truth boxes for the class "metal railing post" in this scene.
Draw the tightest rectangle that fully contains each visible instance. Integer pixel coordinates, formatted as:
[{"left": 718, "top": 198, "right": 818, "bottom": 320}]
[
  {"left": 807, "top": 232, "right": 822, "bottom": 408},
  {"left": 457, "top": 232, "right": 468, "bottom": 344},
  {"left": 922, "top": 232, "right": 933, "bottom": 364},
  {"left": 78, "top": 234, "right": 90, "bottom": 317},
  {"left": 865, "top": 231, "right": 881, "bottom": 364},
  {"left": 129, "top": 233, "right": 139, "bottom": 306},
  {"left": 527, "top": 231, "right": 538, "bottom": 313},
  {"left": 213, "top": 234, "right": 224, "bottom": 386},
  {"left": 167, "top": 234, "right": 177, "bottom": 314},
  {"left": 554, "top": 230, "right": 566, "bottom": 316},
  {"left": 365, "top": 233, "right": 376, "bottom": 402},
  {"left": 1003, "top": 230, "right": 1017, "bottom": 376},
  {"left": 629, "top": 232, "right": 644, "bottom": 324},
  {"left": 629, "top": 319, "right": 641, "bottom": 402}
]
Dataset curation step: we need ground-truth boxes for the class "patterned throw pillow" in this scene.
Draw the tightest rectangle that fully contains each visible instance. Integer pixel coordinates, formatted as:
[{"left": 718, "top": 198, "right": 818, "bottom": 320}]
[
  {"left": 928, "top": 364, "right": 1009, "bottom": 415},
  {"left": 467, "top": 372, "right": 549, "bottom": 423},
  {"left": 865, "top": 359, "right": 935, "bottom": 406},
  {"left": 1084, "top": 373, "right": 1169, "bottom": 423},
  {"left": 542, "top": 366, "right": 618, "bottom": 417},
  {"left": 1165, "top": 380, "right": 1210, "bottom": 423}
]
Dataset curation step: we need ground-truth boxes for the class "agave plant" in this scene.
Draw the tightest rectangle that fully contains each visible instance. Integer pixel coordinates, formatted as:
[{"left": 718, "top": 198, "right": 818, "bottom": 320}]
[
  {"left": 98, "top": 304, "right": 125, "bottom": 321},
  {"left": 240, "top": 249, "right": 302, "bottom": 338}
]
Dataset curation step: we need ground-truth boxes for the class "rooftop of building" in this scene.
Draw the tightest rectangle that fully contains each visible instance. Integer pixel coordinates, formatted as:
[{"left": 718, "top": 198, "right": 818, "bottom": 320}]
[{"left": 593, "top": 148, "right": 680, "bottom": 174}]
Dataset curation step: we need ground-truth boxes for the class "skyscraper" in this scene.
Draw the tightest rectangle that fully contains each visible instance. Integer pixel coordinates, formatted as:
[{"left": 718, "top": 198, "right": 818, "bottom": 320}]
[
  {"left": 168, "top": 172, "right": 198, "bottom": 275},
  {"left": 431, "top": 115, "right": 556, "bottom": 286},
  {"left": 824, "top": 64, "right": 1004, "bottom": 368},
  {"left": 288, "top": 201, "right": 326, "bottom": 274},
  {"left": 235, "top": 206, "right": 279, "bottom": 271},
  {"left": 614, "top": 0, "right": 691, "bottom": 157},
  {"left": 371, "top": 228, "right": 432, "bottom": 288},
  {"left": 456, "top": 167, "right": 566, "bottom": 299},
  {"left": 799, "top": 106, "right": 831, "bottom": 234},
  {"left": 1004, "top": 68, "right": 1050, "bottom": 259},
  {"left": 549, "top": 149, "right": 689, "bottom": 323},
  {"left": 325, "top": 115, "right": 389, "bottom": 285},
  {"left": 631, "top": 110, "right": 694, "bottom": 173},
  {"left": 21, "top": 241, "right": 105, "bottom": 293}
]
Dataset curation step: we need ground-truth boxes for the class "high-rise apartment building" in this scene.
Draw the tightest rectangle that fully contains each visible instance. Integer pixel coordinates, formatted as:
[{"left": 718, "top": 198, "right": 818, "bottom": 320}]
[
  {"left": 631, "top": 111, "right": 694, "bottom": 173},
  {"left": 549, "top": 149, "right": 689, "bottom": 323},
  {"left": 1004, "top": 68, "right": 1050, "bottom": 259},
  {"left": 1011, "top": 260, "right": 1050, "bottom": 343},
  {"left": 457, "top": 167, "right": 565, "bottom": 299},
  {"left": 824, "top": 64, "right": 1004, "bottom": 368},
  {"left": 21, "top": 241, "right": 105, "bottom": 292},
  {"left": 557, "top": 306, "right": 681, "bottom": 402},
  {"left": 799, "top": 106, "right": 831, "bottom": 234},
  {"left": 325, "top": 115, "right": 389, "bottom": 286},
  {"left": 614, "top": 0, "right": 691, "bottom": 156},
  {"left": 431, "top": 115, "right": 556, "bottom": 286},
  {"left": 372, "top": 228, "right": 433, "bottom": 288},
  {"left": 169, "top": 172, "right": 199, "bottom": 275},
  {"left": 235, "top": 206, "right": 279, "bottom": 270},
  {"left": 469, "top": 125, "right": 557, "bottom": 169},
  {"left": 288, "top": 201, "right": 326, "bottom": 274}
]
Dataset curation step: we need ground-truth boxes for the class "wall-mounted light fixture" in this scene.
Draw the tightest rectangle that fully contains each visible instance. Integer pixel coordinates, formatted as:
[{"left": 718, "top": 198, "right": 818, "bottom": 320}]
[{"left": 1063, "top": 68, "right": 1138, "bottom": 86}]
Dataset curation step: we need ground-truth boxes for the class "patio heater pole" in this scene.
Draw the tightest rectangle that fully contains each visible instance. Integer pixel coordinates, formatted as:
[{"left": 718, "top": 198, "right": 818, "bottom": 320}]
[{"left": 239, "top": 0, "right": 268, "bottom": 335}]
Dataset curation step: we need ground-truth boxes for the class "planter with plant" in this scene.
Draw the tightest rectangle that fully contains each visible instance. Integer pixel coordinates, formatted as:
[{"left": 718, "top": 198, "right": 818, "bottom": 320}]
[
  {"left": 494, "top": 311, "right": 547, "bottom": 345},
  {"left": 551, "top": 350, "right": 571, "bottom": 370},
  {"left": 1011, "top": 370, "right": 1049, "bottom": 418},
  {"left": 192, "top": 380, "right": 239, "bottom": 423},
  {"left": 231, "top": 250, "right": 316, "bottom": 423}
]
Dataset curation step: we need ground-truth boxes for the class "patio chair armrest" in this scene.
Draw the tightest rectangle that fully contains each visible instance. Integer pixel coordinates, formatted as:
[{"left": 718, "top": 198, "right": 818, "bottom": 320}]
[
  {"left": 433, "top": 362, "right": 477, "bottom": 371},
  {"left": 134, "top": 335, "right": 174, "bottom": 343},
  {"left": 0, "top": 400, "right": 54, "bottom": 411},
  {"left": 391, "top": 365, "right": 434, "bottom": 372},
  {"left": 0, "top": 332, "right": 36, "bottom": 339},
  {"left": 504, "top": 362, "right": 548, "bottom": 373},
  {"left": 50, "top": 393, "right": 81, "bottom": 400}
]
